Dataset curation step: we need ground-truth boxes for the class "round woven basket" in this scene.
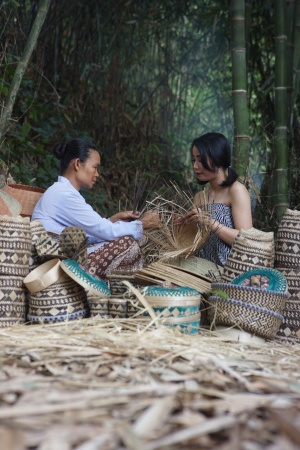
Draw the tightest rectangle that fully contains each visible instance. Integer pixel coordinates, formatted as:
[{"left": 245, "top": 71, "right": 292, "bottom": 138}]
[
  {"left": 106, "top": 271, "right": 138, "bottom": 297},
  {"left": 143, "top": 285, "right": 202, "bottom": 334},
  {"left": 0, "top": 275, "right": 27, "bottom": 327},
  {"left": 207, "top": 295, "right": 284, "bottom": 340},
  {"left": 23, "top": 258, "right": 64, "bottom": 293},
  {"left": 221, "top": 227, "right": 275, "bottom": 283},
  {"left": 0, "top": 215, "right": 31, "bottom": 277},
  {"left": 27, "top": 276, "right": 88, "bottom": 324},
  {"left": 211, "top": 282, "right": 288, "bottom": 315},
  {"left": 108, "top": 298, "right": 128, "bottom": 318},
  {"left": 2, "top": 184, "right": 45, "bottom": 217},
  {"left": 88, "top": 293, "right": 109, "bottom": 318},
  {"left": 127, "top": 298, "right": 142, "bottom": 317},
  {"left": 275, "top": 208, "right": 300, "bottom": 268}
]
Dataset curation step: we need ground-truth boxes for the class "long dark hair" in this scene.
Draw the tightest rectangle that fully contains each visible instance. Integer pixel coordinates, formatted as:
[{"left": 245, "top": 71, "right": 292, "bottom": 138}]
[
  {"left": 53, "top": 138, "right": 98, "bottom": 175},
  {"left": 191, "top": 132, "right": 238, "bottom": 187}
]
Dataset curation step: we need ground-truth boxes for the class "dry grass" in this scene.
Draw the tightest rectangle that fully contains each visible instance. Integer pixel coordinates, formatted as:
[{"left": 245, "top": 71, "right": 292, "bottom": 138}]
[{"left": 0, "top": 316, "right": 299, "bottom": 449}]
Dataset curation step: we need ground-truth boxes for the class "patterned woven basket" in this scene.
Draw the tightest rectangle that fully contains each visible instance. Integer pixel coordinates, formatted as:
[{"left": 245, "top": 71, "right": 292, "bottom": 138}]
[
  {"left": 275, "top": 208, "right": 300, "bottom": 268},
  {"left": 2, "top": 184, "right": 45, "bottom": 217},
  {"left": 143, "top": 286, "right": 202, "bottom": 335},
  {"left": 275, "top": 267, "right": 300, "bottom": 344},
  {"left": 211, "top": 282, "right": 288, "bottom": 315},
  {"left": 221, "top": 227, "right": 275, "bottom": 283},
  {"left": 127, "top": 298, "right": 143, "bottom": 317},
  {"left": 106, "top": 271, "right": 138, "bottom": 297},
  {"left": 108, "top": 298, "right": 128, "bottom": 318},
  {"left": 0, "top": 275, "right": 27, "bottom": 327},
  {"left": 27, "top": 276, "right": 88, "bottom": 324},
  {"left": 29, "top": 220, "right": 62, "bottom": 270},
  {"left": 0, "top": 215, "right": 31, "bottom": 277},
  {"left": 207, "top": 296, "right": 283, "bottom": 340},
  {"left": 88, "top": 293, "right": 109, "bottom": 317}
]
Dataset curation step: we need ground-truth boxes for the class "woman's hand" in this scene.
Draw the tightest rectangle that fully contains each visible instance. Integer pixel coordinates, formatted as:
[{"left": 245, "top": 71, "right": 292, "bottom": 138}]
[
  {"left": 109, "top": 211, "right": 140, "bottom": 223},
  {"left": 140, "top": 210, "right": 160, "bottom": 229}
]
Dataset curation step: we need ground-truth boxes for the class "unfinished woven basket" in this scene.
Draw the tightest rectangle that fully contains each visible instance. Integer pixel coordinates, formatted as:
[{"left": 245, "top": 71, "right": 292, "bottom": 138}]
[
  {"left": 207, "top": 296, "right": 284, "bottom": 340},
  {"left": 2, "top": 184, "right": 45, "bottom": 217},
  {"left": 211, "top": 282, "right": 288, "bottom": 316}
]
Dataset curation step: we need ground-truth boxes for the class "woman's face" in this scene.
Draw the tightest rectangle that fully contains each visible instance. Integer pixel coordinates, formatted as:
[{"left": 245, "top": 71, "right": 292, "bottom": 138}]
[
  {"left": 191, "top": 146, "right": 216, "bottom": 182},
  {"left": 77, "top": 150, "right": 100, "bottom": 189}
]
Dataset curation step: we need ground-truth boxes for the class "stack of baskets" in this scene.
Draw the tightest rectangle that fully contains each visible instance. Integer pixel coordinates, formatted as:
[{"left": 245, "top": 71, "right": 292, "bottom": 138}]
[
  {"left": 106, "top": 271, "right": 141, "bottom": 318},
  {"left": 208, "top": 268, "right": 288, "bottom": 340},
  {"left": 24, "top": 259, "right": 89, "bottom": 323},
  {"left": 0, "top": 216, "right": 31, "bottom": 327},
  {"left": 275, "top": 208, "right": 300, "bottom": 344}
]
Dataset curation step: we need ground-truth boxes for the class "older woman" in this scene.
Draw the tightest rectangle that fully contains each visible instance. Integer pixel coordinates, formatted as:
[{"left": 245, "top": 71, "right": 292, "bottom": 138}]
[{"left": 32, "top": 138, "right": 158, "bottom": 276}]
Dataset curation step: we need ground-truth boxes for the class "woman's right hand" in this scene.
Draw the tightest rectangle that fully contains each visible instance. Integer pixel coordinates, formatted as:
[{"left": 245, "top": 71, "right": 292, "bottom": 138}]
[{"left": 140, "top": 210, "right": 160, "bottom": 229}]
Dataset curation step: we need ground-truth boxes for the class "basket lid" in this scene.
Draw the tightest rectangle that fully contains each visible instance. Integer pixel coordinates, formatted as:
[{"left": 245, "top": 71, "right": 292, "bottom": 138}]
[
  {"left": 143, "top": 285, "right": 200, "bottom": 298},
  {"left": 23, "top": 258, "right": 64, "bottom": 293},
  {"left": 61, "top": 259, "right": 111, "bottom": 297}
]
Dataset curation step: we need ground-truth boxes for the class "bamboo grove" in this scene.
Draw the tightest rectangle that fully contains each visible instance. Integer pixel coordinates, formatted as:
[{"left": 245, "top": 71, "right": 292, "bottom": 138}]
[{"left": 0, "top": 0, "right": 300, "bottom": 229}]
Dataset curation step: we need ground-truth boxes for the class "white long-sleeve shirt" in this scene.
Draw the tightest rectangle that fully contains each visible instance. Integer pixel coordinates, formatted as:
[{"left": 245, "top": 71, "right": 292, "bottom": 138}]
[{"left": 32, "top": 176, "right": 143, "bottom": 246}]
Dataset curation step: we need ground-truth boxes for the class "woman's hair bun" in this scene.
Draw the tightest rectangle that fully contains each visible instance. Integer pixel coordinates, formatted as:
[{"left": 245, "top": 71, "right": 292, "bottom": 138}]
[{"left": 53, "top": 143, "right": 67, "bottom": 160}]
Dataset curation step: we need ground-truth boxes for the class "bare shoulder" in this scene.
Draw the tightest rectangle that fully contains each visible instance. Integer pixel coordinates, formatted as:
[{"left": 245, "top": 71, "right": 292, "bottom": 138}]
[{"left": 228, "top": 181, "right": 250, "bottom": 199}]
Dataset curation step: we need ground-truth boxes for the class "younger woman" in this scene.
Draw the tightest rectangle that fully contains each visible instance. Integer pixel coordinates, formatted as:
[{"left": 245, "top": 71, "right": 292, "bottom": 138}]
[{"left": 185, "top": 132, "right": 252, "bottom": 266}]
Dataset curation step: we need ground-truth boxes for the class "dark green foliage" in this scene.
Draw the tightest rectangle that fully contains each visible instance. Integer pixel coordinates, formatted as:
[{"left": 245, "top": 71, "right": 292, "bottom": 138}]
[{"left": 1, "top": 0, "right": 300, "bottom": 223}]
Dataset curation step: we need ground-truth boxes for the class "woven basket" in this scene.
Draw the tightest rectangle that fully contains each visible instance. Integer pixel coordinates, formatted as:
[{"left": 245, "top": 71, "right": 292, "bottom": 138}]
[
  {"left": 275, "top": 208, "right": 300, "bottom": 268},
  {"left": 221, "top": 227, "right": 275, "bottom": 283},
  {"left": 207, "top": 296, "right": 283, "bottom": 340},
  {"left": 143, "top": 286, "right": 202, "bottom": 334},
  {"left": 27, "top": 276, "right": 88, "bottom": 324},
  {"left": 88, "top": 293, "right": 109, "bottom": 317},
  {"left": 0, "top": 189, "right": 21, "bottom": 216},
  {"left": 2, "top": 184, "right": 45, "bottom": 217},
  {"left": 108, "top": 298, "right": 128, "bottom": 318},
  {"left": 127, "top": 298, "right": 143, "bottom": 317},
  {"left": 0, "top": 275, "right": 27, "bottom": 327},
  {"left": 275, "top": 267, "right": 300, "bottom": 344},
  {"left": 211, "top": 282, "right": 288, "bottom": 315},
  {"left": 106, "top": 271, "right": 138, "bottom": 297},
  {"left": 0, "top": 215, "right": 31, "bottom": 277}
]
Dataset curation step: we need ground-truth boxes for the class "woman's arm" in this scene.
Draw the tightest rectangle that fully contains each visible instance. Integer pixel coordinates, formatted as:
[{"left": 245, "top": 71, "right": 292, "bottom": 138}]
[
  {"left": 209, "top": 182, "right": 252, "bottom": 245},
  {"left": 187, "top": 183, "right": 252, "bottom": 246}
]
